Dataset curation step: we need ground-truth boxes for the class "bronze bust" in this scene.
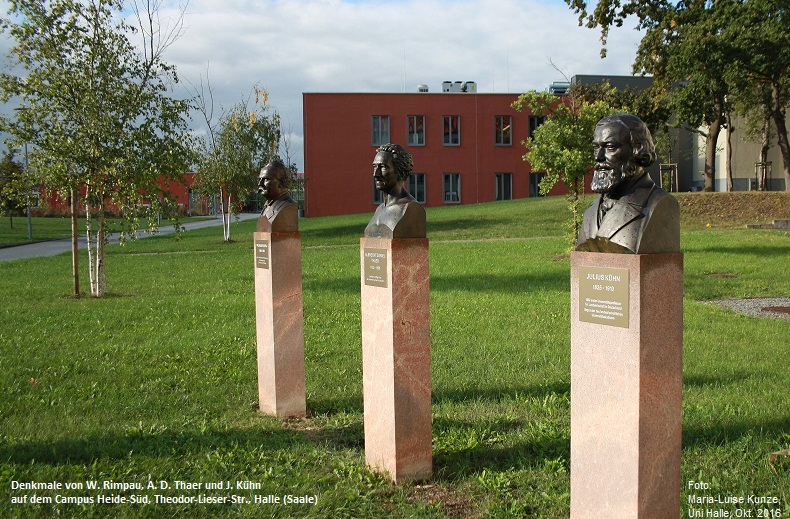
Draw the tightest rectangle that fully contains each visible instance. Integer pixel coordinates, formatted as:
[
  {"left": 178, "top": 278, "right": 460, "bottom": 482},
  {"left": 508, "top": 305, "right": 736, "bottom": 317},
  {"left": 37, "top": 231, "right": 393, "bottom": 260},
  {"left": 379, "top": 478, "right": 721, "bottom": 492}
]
[
  {"left": 364, "top": 143, "right": 426, "bottom": 239},
  {"left": 575, "top": 114, "right": 680, "bottom": 254},
  {"left": 257, "top": 159, "right": 298, "bottom": 233}
]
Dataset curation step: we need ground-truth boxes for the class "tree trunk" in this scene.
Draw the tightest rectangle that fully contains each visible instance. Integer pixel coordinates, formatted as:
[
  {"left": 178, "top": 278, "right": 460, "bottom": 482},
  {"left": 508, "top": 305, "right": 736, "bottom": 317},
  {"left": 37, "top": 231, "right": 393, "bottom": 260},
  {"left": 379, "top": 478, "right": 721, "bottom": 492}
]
[
  {"left": 70, "top": 189, "right": 80, "bottom": 297},
  {"left": 758, "top": 116, "right": 770, "bottom": 191},
  {"left": 85, "top": 198, "right": 95, "bottom": 296},
  {"left": 96, "top": 203, "right": 106, "bottom": 296},
  {"left": 219, "top": 193, "right": 228, "bottom": 242},
  {"left": 704, "top": 100, "right": 723, "bottom": 192},
  {"left": 225, "top": 193, "right": 232, "bottom": 241},
  {"left": 769, "top": 83, "right": 790, "bottom": 192},
  {"left": 725, "top": 112, "right": 732, "bottom": 192}
]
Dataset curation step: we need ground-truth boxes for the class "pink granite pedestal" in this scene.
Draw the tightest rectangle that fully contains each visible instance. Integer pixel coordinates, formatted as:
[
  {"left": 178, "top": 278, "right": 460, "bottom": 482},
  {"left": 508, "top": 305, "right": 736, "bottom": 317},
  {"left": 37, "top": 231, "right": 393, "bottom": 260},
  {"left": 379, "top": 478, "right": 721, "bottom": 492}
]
[
  {"left": 254, "top": 231, "right": 306, "bottom": 417},
  {"left": 570, "top": 251, "right": 683, "bottom": 519},
  {"left": 360, "top": 237, "right": 431, "bottom": 483}
]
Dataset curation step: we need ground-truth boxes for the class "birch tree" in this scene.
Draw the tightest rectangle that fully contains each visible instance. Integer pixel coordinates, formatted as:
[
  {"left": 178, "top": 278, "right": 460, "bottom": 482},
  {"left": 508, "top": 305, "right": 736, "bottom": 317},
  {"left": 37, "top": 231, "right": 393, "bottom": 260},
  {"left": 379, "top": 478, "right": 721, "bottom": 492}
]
[
  {"left": 193, "top": 84, "right": 280, "bottom": 242},
  {"left": 0, "top": 0, "right": 195, "bottom": 297}
]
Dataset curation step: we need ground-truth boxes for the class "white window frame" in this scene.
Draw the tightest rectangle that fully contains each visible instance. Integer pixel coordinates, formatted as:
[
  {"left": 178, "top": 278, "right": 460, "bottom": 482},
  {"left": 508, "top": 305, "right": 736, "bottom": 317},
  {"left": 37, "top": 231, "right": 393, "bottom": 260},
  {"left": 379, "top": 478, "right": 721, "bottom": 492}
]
[
  {"left": 407, "top": 115, "right": 426, "bottom": 146},
  {"left": 442, "top": 115, "right": 460, "bottom": 146},
  {"left": 372, "top": 115, "right": 390, "bottom": 146},
  {"left": 409, "top": 173, "right": 426, "bottom": 203},
  {"left": 495, "top": 115, "right": 512, "bottom": 146},
  {"left": 495, "top": 173, "right": 513, "bottom": 201},
  {"left": 443, "top": 173, "right": 461, "bottom": 203}
]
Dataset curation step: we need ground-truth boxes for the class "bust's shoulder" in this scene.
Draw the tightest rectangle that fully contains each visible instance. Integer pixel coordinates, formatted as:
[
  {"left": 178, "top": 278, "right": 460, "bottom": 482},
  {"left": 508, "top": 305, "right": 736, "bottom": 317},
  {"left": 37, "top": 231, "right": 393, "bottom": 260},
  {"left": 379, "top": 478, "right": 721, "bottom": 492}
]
[{"left": 364, "top": 199, "right": 425, "bottom": 238}]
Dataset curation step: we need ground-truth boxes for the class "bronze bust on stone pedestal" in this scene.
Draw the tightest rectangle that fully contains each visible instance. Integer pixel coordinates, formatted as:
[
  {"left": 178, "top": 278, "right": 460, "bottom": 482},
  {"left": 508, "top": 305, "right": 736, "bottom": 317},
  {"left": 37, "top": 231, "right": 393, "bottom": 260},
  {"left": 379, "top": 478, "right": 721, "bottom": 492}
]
[
  {"left": 257, "top": 159, "right": 298, "bottom": 233},
  {"left": 575, "top": 114, "right": 680, "bottom": 254},
  {"left": 364, "top": 143, "right": 426, "bottom": 239}
]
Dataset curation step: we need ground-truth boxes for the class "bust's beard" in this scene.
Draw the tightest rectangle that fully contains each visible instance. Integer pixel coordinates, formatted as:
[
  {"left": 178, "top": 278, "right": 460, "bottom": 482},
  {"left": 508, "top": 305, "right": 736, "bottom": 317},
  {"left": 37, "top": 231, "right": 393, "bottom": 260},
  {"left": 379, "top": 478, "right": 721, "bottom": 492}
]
[{"left": 591, "top": 162, "right": 638, "bottom": 194}]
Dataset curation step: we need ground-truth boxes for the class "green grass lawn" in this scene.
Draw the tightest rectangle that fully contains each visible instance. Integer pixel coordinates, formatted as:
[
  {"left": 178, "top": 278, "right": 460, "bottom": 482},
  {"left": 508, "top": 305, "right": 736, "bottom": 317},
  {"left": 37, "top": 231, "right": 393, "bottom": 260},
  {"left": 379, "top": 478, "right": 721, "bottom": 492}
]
[
  {"left": 0, "top": 215, "right": 214, "bottom": 247},
  {"left": 1, "top": 196, "right": 788, "bottom": 518}
]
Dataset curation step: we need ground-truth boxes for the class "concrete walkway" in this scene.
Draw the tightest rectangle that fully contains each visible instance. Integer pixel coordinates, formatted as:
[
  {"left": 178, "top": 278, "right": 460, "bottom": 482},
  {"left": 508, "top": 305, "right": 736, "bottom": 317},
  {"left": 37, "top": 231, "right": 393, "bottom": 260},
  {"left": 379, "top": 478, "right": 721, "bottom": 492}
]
[{"left": 0, "top": 213, "right": 260, "bottom": 262}]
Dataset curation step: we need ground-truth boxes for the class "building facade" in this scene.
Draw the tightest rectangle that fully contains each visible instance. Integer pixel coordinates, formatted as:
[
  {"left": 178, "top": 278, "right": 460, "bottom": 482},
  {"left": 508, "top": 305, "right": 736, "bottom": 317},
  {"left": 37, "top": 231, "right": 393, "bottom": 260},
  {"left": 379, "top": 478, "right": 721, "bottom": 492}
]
[
  {"left": 702, "top": 113, "right": 790, "bottom": 192},
  {"left": 302, "top": 88, "right": 565, "bottom": 218}
]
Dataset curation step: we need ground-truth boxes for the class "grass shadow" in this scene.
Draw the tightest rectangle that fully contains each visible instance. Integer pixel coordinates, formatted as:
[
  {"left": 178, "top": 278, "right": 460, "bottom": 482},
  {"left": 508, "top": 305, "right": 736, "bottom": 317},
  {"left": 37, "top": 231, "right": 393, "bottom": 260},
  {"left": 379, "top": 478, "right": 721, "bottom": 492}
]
[
  {"left": 432, "top": 383, "right": 570, "bottom": 405},
  {"left": 431, "top": 272, "right": 568, "bottom": 293},
  {"left": 682, "top": 417, "right": 790, "bottom": 448},
  {"left": 433, "top": 412, "right": 569, "bottom": 480},
  {"left": 1, "top": 426, "right": 308, "bottom": 467},
  {"left": 683, "top": 372, "right": 752, "bottom": 388}
]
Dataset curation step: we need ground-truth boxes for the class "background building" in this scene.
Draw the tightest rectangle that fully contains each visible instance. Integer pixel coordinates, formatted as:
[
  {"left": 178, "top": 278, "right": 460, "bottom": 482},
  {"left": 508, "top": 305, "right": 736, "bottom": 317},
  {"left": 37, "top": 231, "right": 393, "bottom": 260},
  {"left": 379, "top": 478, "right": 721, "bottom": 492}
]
[{"left": 302, "top": 84, "right": 569, "bottom": 218}]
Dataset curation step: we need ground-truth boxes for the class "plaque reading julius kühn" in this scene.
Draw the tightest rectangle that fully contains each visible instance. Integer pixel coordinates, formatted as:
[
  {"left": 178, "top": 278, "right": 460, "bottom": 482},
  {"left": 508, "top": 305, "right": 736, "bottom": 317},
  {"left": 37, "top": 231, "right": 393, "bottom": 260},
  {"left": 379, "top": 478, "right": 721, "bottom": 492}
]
[
  {"left": 363, "top": 248, "right": 387, "bottom": 288},
  {"left": 578, "top": 266, "right": 629, "bottom": 328},
  {"left": 255, "top": 240, "right": 270, "bottom": 269}
]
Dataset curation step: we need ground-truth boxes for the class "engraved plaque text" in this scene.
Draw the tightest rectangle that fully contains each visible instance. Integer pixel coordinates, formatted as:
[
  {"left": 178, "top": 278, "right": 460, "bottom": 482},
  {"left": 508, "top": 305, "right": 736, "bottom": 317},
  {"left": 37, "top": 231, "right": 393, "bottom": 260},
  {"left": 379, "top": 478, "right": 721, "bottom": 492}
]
[
  {"left": 255, "top": 239, "right": 270, "bottom": 269},
  {"left": 578, "top": 266, "right": 629, "bottom": 328},
  {"left": 363, "top": 248, "right": 387, "bottom": 288}
]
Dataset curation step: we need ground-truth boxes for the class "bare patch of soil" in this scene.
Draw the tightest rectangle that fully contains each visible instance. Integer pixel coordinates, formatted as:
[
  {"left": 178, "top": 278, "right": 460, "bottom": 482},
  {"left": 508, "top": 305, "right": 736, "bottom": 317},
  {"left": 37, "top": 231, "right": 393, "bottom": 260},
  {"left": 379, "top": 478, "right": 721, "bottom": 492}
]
[{"left": 408, "top": 483, "right": 481, "bottom": 518}]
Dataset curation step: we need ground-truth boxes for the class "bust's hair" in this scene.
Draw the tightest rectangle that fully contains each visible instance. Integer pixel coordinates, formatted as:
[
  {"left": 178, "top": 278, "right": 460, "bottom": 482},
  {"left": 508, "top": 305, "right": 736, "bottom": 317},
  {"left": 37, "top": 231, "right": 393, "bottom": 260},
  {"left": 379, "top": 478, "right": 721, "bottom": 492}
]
[
  {"left": 376, "top": 143, "right": 413, "bottom": 180},
  {"left": 597, "top": 114, "right": 657, "bottom": 167},
  {"left": 263, "top": 159, "right": 291, "bottom": 188}
]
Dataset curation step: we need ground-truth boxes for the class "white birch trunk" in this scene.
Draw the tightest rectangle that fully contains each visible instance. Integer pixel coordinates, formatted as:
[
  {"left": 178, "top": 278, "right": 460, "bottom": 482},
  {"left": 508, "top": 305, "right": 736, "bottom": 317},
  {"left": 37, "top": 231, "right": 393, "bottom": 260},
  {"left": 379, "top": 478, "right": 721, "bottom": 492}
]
[
  {"left": 225, "top": 193, "right": 232, "bottom": 241},
  {"left": 85, "top": 199, "right": 96, "bottom": 296},
  {"left": 219, "top": 194, "right": 228, "bottom": 241},
  {"left": 96, "top": 202, "right": 106, "bottom": 297}
]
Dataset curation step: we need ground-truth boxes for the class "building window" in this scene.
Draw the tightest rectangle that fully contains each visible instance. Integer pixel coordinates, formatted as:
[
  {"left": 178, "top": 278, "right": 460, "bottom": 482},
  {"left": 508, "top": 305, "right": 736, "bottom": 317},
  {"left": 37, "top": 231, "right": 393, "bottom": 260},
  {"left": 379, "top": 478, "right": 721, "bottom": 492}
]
[
  {"left": 530, "top": 172, "right": 546, "bottom": 197},
  {"left": 495, "top": 173, "right": 513, "bottom": 201},
  {"left": 372, "top": 115, "right": 390, "bottom": 146},
  {"left": 409, "top": 173, "right": 426, "bottom": 203},
  {"left": 495, "top": 116, "right": 512, "bottom": 146},
  {"left": 443, "top": 115, "right": 460, "bottom": 146},
  {"left": 372, "top": 177, "right": 383, "bottom": 204},
  {"left": 407, "top": 115, "right": 425, "bottom": 146},
  {"left": 443, "top": 173, "right": 460, "bottom": 203},
  {"left": 529, "top": 115, "right": 546, "bottom": 137}
]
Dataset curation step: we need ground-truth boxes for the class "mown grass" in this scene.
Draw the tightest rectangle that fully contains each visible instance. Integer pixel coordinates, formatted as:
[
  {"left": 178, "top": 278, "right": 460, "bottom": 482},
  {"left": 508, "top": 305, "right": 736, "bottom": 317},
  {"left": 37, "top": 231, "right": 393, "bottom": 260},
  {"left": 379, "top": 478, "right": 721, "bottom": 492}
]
[
  {"left": 1, "top": 195, "right": 788, "bottom": 518},
  {"left": 0, "top": 216, "right": 213, "bottom": 247}
]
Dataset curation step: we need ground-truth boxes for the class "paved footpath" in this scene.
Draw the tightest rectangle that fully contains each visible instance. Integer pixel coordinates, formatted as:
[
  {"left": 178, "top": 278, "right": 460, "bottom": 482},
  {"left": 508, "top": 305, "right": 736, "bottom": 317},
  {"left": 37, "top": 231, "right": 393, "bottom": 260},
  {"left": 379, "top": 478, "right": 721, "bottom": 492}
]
[{"left": 0, "top": 213, "right": 260, "bottom": 262}]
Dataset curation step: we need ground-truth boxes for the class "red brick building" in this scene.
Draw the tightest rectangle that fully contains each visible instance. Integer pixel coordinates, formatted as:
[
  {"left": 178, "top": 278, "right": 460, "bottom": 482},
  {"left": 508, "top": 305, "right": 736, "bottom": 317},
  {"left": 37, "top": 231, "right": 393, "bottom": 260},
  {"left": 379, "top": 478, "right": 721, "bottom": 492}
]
[
  {"left": 302, "top": 86, "right": 568, "bottom": 218},
  {"left": 36, "top": 173, "right": 202, "bottom": 215}
]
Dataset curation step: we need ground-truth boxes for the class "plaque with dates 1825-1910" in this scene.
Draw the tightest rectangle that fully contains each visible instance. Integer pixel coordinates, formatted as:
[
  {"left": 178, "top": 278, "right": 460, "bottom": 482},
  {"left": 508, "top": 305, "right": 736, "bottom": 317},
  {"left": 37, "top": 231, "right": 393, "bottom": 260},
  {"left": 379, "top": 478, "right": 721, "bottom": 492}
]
[{"left": 578, "top": 266, "right": 629, "bottom": 328}]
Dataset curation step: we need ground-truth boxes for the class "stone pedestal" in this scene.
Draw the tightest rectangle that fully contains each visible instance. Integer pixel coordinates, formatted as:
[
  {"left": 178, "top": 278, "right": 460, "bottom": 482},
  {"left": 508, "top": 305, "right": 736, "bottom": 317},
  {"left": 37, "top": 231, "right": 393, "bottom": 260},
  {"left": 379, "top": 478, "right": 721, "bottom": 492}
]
[
  {"left": 254, "top": 231, "right": 305, "bottom": 417},
  {"left": 570, "top": 251, "right": 683, "bottom": 519},
  {"left": 360, "top": 237, "right": 431, "bottom": 483}
]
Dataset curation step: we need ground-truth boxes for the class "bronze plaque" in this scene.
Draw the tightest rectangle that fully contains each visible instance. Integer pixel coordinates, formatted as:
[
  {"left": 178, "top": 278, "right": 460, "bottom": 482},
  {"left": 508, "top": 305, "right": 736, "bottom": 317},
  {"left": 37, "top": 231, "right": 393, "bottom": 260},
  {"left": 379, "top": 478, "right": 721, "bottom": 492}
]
[
  {"left": 578, "top": 266, "right": 629, "bottom": 328},
  {"left": 363, "top": 248, "right": 388, "bottom": 288},
  {"left": 254, "top": 239, "right": 269, "bottom": 269}
]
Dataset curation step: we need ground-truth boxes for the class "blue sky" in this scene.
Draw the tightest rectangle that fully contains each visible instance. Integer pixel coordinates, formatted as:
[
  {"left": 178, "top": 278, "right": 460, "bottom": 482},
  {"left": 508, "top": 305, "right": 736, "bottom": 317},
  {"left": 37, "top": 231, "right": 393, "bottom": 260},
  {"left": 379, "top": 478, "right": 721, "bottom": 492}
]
[{"left": 1, "top": 0, "right": 645, "bottom": 169}]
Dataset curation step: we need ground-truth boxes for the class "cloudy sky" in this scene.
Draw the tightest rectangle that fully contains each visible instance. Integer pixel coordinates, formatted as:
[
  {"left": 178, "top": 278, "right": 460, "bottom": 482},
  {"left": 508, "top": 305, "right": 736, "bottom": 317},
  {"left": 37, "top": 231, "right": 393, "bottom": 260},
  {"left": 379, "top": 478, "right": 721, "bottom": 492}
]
[{"left": 2, "top": 0, "right": 646, "bottom": 169}]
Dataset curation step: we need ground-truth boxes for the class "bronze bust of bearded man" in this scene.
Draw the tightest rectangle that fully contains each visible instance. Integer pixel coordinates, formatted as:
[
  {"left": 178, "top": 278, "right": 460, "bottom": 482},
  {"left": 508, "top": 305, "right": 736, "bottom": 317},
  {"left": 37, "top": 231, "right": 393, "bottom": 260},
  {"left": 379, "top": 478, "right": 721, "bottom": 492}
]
[{"left": 575, "top": 114, "right": 680, "bottom": 254}]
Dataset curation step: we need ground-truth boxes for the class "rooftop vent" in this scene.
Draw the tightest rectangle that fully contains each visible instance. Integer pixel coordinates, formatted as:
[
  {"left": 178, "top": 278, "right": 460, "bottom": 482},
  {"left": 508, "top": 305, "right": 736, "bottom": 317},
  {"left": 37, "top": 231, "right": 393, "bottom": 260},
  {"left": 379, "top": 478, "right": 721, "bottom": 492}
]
[
  {"left": 442, "top": 80, "right": 477, "bottom": 93},
  {"left": 548, "top": 82, "right": 570, "bottom": 95}
]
